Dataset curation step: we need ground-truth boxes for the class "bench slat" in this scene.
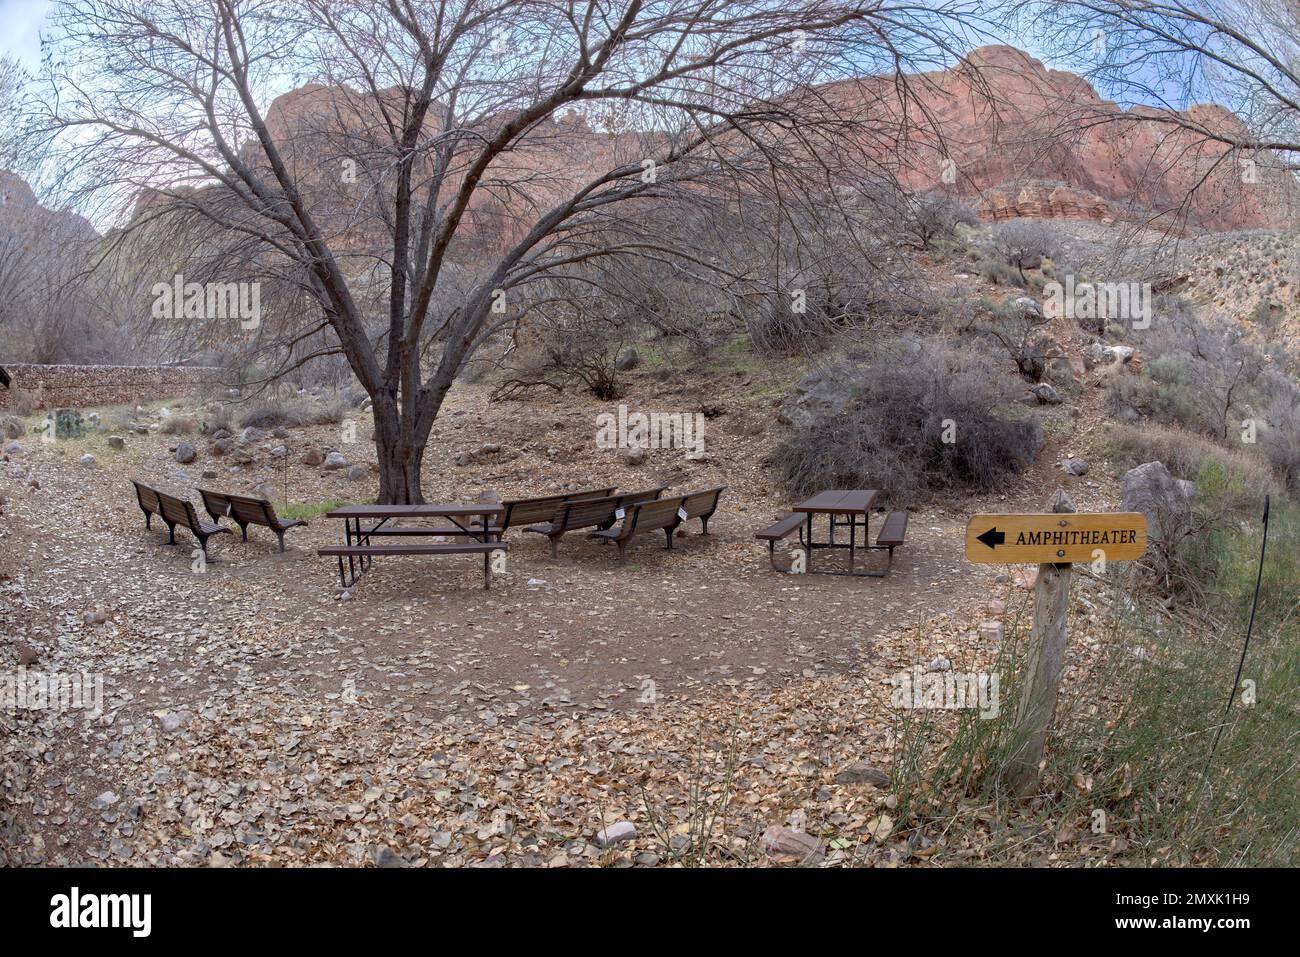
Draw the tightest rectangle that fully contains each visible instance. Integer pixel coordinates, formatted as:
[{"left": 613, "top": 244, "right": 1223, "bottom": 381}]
[
  {"left": 875, "top": 511, "right": 908, "bottom": 546},
  {"left": 318, "top": 543, "right": 506, "bottom": 557},
  {"left": 755, "top": 513, "right": 805, "bottom": 541}
]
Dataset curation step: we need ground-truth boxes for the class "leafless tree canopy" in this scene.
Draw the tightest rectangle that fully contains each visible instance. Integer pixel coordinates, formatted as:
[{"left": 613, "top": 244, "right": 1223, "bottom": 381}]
[
  {"left": 26, "top": 0, "right": 986, "bottom": 501},
  {"left": 1029, "top": 0, "right": 1300, "bottom": 224}
]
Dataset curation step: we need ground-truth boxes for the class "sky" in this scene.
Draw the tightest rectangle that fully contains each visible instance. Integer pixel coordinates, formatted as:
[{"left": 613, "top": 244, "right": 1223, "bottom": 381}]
[{"left": 0, "top": 0, "right": 54, "bottom": 72}]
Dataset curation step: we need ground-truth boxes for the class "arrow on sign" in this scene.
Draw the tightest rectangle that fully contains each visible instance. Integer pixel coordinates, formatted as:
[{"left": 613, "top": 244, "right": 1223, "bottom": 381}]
[{"left": 976, "top": 527, "right": 1005, "bottom": 550}]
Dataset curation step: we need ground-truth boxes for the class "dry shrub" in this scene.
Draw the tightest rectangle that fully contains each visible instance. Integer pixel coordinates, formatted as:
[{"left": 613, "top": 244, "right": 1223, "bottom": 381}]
[
  {"left": 4, "top": 387, "right": 36, "bottom": 417},
  {"left": 772, "top": 337, "right": 1043, "bottom": 505},
  {"left": 160, "top": 414, "right": 196, "bottom": 435},
  {"left": 239, "top": 398, "right": 346, "bottom": 429}
]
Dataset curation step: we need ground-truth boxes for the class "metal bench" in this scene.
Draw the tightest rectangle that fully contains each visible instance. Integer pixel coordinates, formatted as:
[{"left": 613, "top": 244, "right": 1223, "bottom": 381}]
[
  {"left": 155, "top": 489, "right": 232, "bottom": 559},
  {"left": 525, "top": 487, "right": 665, "bottom": 557},
  {"left": 587, "top": 496, "right": 686, "bottom": 562},
  {"left": 471, "top": 486, "right": 618, "bottom": 537},
  {"left": 130, "top": 479, "right": 164, "bottom": 531},
  {"left": 199, "top": 488, "right": 307, "bottom": 552},
  {"left": 678, "top": 486, "right": 725, "bottom": 534}
]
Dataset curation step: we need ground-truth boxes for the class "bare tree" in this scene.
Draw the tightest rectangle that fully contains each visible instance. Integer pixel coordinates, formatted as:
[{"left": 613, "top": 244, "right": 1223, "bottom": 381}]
[
  {"left": 1031, "top": 0, "right": 1300, "bottom": 225},
  {"left": 30, "top": 0, "right": 982, "bottom": 501}
]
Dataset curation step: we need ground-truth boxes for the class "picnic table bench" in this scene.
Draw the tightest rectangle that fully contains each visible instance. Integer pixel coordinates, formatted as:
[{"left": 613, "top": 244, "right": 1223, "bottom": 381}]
[
  {"left": 755, "top": 489, "right": 908, "bottom": 576},
  {"left": 318, "top": 503, "right": 506, "bottom": 590},
  {"left": 199, "top": 488, "right": 307, "bottom": 552}
]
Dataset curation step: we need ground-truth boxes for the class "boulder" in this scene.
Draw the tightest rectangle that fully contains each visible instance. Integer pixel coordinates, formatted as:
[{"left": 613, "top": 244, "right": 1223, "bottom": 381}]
[
  {"left": 211, "top": 437, "right": 235, "bottom": 456},
  {"left": 761, "top": 826, "right": 823, "bottom": 861},
  {"left": 1046, "top": 355, "right": 1078, "bottom": 385},
  {"left": 345, "top": 465, "right": 368, "bottom": 482},
  {"left": 323, "top": 451, "right": 349, "bottom": 471},
  {"left": 302, "top": 448, "right": 325, "bottom": 467},
  {"left": 1061, "top": 457, "right": 1089, "bottom": 476},
  {"left": 1121, "top": 461, "right": 1195, "bottom": 545},
  {"left": 1023, "top": 382, "right": 1062, "bottom": 405},
  {"left": 240, "top": 426, "right": 267, "bottom": 444},
  {"left": 614, "top": 347, "right": 640, "bottom": 371},
  {"left": 1, "top": 416, "right": 23, "bottom": 440},
  {"left": 107, "top": 435, "right": 126, "bottom": 450},
  {"left": 1013, "top": 295, "right": 1043, "bottom": 317},
  {"left": 777, "top": 362, "right": 869, "bottom": 430},
  {"left": 594, "top": 821, "right": 637, "bottom": 846},
  {"left": 175, "top": 441, "right": 197, "bottom": 464},
  {"left": 79, "top": 453, "right": 96, "bottom": 468},
  {"left": 625, "top": 446, "right": 646, "bottom": 466}
]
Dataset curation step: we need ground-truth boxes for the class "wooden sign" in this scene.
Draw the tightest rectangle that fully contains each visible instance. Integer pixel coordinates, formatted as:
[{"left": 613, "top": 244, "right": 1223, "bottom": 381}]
[{"left": 964, "top": 512, "right": 1147, "bottom": 564}]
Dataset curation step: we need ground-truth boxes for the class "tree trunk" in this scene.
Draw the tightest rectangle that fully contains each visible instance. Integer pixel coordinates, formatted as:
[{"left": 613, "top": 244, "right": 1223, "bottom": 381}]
[
  {"left": 372, "top": 397, "right": 427, "bottom": 504},
  {"left": 376, "top": 434, "right": 425, "bottom": 504}
]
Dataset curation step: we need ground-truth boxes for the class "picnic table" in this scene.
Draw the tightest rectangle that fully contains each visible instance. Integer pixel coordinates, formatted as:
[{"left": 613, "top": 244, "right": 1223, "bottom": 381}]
[
  {"left": 793, "top": 489, "right": 880, "bottom": 576},
  {"left": 319, "top": 503, "right": 506, "bottom": 590}
]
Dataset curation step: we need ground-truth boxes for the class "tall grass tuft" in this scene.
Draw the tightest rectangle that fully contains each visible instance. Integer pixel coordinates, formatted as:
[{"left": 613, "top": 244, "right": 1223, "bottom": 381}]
[{"left": 889, "top": 500, "right": 1298, "bottom": 866}]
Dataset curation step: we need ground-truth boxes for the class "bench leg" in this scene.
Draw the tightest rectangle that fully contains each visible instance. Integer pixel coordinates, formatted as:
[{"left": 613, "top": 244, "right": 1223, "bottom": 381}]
[
  {"left": 483, "top": 550, "right": 491, "bottom": 590},
  {"left": 700, "top": 516, "right": 710, "bottom": 535},
  {"left": 238, "top": 522, "right": 249, "bottom": 542},
  {"left": 164, "top": 522, "right": 176, "bottom": 545},
  {"left": 617, "top": 541, "right": 627, "bottom": 563},
  {"left": 275, "top": 530, "right": 286, "bottom": 553},
  {"left": 549, "top": 536, "right": 560, "bottom": 559},
  {"left": 143, "top": 511, "right": 152, "bottom": 530},
  {"left": 664, "top": 528, "right": 674, "bottom": 550}
]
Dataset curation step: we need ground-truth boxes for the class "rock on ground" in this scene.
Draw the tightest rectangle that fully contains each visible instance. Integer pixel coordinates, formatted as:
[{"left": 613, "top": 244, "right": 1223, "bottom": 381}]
[{"left": 1121, "top": 461, "right": 1195, "bottom": 545}]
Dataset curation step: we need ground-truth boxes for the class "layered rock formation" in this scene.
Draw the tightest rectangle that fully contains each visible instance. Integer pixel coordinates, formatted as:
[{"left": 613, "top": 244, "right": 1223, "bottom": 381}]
[{"left": 839, "top": 45, "right": 1300, "bottom": 230}]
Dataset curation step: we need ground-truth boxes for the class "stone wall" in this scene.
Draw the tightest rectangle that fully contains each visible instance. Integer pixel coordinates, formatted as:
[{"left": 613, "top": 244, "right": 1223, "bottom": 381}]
[{"left": 0, "top": 364, "right": 222, "bottom": 411}]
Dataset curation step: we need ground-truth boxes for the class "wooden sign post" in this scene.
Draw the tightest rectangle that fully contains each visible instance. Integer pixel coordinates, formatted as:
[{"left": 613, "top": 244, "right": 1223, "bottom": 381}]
[{"left": 965, "top": 491, "right": 1148, "bottom": 797}]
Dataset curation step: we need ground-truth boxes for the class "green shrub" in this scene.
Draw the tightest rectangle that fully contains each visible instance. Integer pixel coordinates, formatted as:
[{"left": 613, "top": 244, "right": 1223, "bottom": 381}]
[
  {"left": 1103, "top": 423, "right": 1279, "bottom": 516},
  {"left": 976, "top": 257, "right": 1021, "bottom": 287}
]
